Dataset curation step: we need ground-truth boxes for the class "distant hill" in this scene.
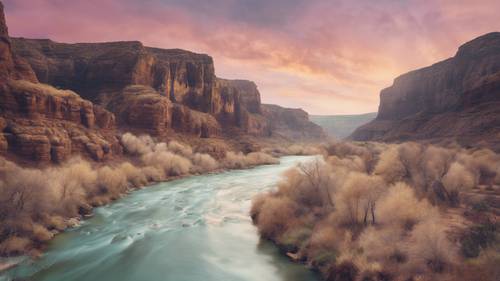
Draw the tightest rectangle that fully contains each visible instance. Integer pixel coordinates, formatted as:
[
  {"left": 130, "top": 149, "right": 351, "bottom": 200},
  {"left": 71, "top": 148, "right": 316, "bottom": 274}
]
[{"left": 310, "top": 113, "right": 377, "bottom": 139}]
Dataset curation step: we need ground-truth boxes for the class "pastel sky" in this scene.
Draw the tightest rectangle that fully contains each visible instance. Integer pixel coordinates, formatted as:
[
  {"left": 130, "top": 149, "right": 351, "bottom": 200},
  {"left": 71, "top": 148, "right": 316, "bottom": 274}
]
[{"left": 4, "top": 0, "right": 500, "bottom": 114}]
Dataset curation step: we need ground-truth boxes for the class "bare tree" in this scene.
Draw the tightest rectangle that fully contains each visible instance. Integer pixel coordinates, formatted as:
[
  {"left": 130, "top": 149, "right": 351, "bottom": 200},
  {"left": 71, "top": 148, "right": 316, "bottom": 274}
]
[{"left": 299, "top": 158, "right": 334, "bottom": 208}]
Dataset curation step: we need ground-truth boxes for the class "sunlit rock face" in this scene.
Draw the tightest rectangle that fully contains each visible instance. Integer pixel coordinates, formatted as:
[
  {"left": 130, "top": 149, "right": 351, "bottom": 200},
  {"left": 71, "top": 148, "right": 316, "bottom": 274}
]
[
  {"left": 0, "top": 1, "right": 324, "bottom": 164},
  {"left": 0, "top": 3, "right": 120, "bottom": 163},
  {"left": 11, "top": 38, "right": 216, "bottom": 112},
  {"left": 351, "top": 32, "right": 500, "bottom": 150},
  {"left": 11, "top": 37, "right": 324, "bottom": 139}
]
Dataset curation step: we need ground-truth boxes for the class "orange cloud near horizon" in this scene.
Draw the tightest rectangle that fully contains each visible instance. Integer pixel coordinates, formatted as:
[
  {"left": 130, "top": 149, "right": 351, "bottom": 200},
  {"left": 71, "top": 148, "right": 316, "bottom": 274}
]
[{"left": 3, "top": 0, "right": 500, "bottom": 115}]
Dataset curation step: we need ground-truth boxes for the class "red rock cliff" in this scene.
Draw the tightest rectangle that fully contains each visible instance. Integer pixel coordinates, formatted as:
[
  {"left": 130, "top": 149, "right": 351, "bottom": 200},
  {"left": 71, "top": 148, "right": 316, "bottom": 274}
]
[
  {"left": 12, "top": 37, "right": 323, "bottom": 140},
  {"left": 0, "top": 3, "right": 120, "bottom": 163}
]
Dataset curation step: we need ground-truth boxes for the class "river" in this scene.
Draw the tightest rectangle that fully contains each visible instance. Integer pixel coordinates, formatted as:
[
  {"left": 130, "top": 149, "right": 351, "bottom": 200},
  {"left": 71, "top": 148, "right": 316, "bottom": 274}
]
[{"left": 1, "top": 156, "right": 321, "bottom": 281}]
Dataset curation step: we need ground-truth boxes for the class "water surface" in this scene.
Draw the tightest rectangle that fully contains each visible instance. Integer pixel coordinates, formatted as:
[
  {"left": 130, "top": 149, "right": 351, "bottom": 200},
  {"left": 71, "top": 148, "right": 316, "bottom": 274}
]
[{"left": 2, "top": 156, "right": 320, "bottom": 281}]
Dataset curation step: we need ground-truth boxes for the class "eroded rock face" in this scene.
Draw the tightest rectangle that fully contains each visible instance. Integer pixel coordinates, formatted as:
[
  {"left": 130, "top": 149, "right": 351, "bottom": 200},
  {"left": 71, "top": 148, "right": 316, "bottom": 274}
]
[
  {"left": 11, "top": 37, "right": 319, "bottom": 139},
  {"left": 0, "top": 5, "right": 120, "bottom": 164},
  {"left": 0, "top": 80, "right": 120, "bottom": 163},
  {"left": 351, "top": 32, "right": 500, "bottom": 150},
  {"left": 106, "top": 85, "right": 171, "bottom": 136},
  {"left": 10, "top": 38, "right": 278, "bottom": 136},
  {"left": 0, "top": 1, "right": 324, "bottom": 164},
  {"left": 0, "top": 3, "right": 37, "bottom": 82},
  {"left": 262, "top": 104, "right": 326, "bottom": 140},
  {"left": 171, "top": 104, "right": 221, "bottom": 138},
  {"left": 11, "top": 38, "right": 216, "bottom": 112}
]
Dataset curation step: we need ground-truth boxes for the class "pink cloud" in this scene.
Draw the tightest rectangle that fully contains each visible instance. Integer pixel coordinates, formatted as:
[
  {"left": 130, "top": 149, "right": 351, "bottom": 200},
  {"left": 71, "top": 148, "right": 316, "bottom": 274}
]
[{"left": 3, "top": 0, "right": 500, "bottom": 115}]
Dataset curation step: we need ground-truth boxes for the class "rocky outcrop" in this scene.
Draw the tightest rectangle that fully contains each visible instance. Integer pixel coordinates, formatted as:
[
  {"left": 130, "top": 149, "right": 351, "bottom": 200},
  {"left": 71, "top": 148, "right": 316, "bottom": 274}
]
[
  {"left": 11, "top": 37, "right": 323, "bottom": 139},
  {"left": 212, "top": 78, "right": 268, "bottom": 134},
  {"left": 11, "top": 38, "right": 216, "bottom": 112},
  {"left": 0, "top": 80, "right": 120, "bottom": 163},
  {"left": 351, "top": 32, "right": 500, "bottom": 150},
  {"left": 0, "top": 1, "right": 324, "bottom": 164},
  {"left": 171, "top": 104, "right": 220, "bottom": 137},
  {"left": 0, "top": 3, "right": 37, "bottom": 82},
  {"left": 106, "top": 85, "right": 220, "bottom": 138},
  {"left": 262, "top": 104, "right": 326, "bottom": 140},
  {"left": 0, "top": 4, "right": 120, "bottom": 164}
]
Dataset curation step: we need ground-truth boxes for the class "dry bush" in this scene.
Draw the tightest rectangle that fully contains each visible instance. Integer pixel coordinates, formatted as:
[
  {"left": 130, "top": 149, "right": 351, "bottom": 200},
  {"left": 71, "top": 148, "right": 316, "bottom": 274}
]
[
  {"left": 254, "top": 196, "right": 298, "bottom": 239},
  {"left": 421, "top": 146, "right": 454, "bottom": 187},
  {"left": 276, "top": 163, "right": 333, "bottom": 208},
  {"left": 327, "top": 155, "right": 367, "bottom": 173},
  {"left": 119, "top": 162, "right": 148, "bottom": 188},
  {"left": 222, "top": 151, "right": 247, "bottom": 169},
  {"left": 286, "top": 144, "right": 323, "bottom": 155},
  {"left": 191, "top": 153, "right": 219, "bottom": 173},
  {"left": 167, "top": 140, "right": 193, "bottom": 157},
  {"left": 120, "top": 132, "right": 153, "bottom": 155},
  {"left": 141, "top": 166, "right": 163, "bottom": 182},
  {"left": 251, "top": 140, "right": 495, "bottom": 280},
  {"left": 250, "top": 193, "right": 268, "bottom": 221},
  {"left": 246, "top": 152, "right": 279, "bottom": 165},
  {"left": 141, "top": 151, "right": 192, "bottom": 177},
  {"left": 32, "top": 224, "right": 54, "bottom": 242},
  {"left": 0, "top": 236, "right": 32, "bottom": 256},
  {"left": 358, "top": 226, "right": 406, "bottom": 264},
  {"left": 441, "top": 162, "right": 476, "bottom": 203},
  {"left": 334, "top": 172, "right": 385, "bottom": 226},
  {"left": 222, "top": 151, "right": 278, "bottom": 169},
  {"left": 96, "top": 166, "right": 128, "bottom": 196},
  {"left": 406, "top": 220, "right": 457, "bottom": 274},
  {"left": 373, "top": 146, "right": 407, "bottom": 184},
  {"left": 449, "top": 249, "right": 500, "bottom": 281},
  {"left": 376, "top": 182, "right": 437, "bottom": 230}
]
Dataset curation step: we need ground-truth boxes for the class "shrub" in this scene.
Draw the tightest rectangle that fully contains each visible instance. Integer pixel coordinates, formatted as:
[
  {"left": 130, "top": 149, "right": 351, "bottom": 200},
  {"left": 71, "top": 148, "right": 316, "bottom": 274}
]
[
  {"left": 460, "top": 220, "right": 497, "bottom": 258},
  {"left": 407, "top": 220, "right": 457, "bottom": 273},
  {"left": 326, "top": 261, "right": 359, "bottom": 281},
  {"left": 255, "top": 196, "right": 297, "bottom": 239}
]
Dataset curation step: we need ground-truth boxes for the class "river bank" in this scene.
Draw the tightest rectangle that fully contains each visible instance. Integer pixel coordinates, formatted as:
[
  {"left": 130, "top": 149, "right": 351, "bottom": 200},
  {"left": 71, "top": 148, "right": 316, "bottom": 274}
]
[
  {"left": 1, "top": 156, "right": 320, "bottom": 281},
  {"left": 0, "top": 132, "right": 297, "bottom": 261}
]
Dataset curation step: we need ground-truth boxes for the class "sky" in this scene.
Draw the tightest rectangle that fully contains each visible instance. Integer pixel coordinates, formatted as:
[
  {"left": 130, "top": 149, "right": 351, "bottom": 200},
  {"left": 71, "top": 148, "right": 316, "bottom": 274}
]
[{"left": 4, "top": 0, "right": 500, "bottom": 115}]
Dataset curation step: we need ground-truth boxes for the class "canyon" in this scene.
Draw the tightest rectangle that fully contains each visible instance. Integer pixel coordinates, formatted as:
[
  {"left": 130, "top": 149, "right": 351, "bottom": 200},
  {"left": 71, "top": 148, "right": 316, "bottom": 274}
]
[
  {"left": 310, "top": 112, "right": 376, "bottom": 139},
  {"left": 350, "top": 32, "right": 500, "bottom": 151},
  {"left": 0, "top": 2, "right": 324, "bottom": 165}
]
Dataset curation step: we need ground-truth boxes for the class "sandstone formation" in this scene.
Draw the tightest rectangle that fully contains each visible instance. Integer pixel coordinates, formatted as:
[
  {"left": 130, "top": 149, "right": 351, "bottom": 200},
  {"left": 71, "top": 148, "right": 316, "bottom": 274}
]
[
  {"left": 0, "top": 1, "right": 324, "bottom": 164},
  {"left": 0, "top": 3, "right": 120, "bottom": 163},
  {"left": 0, "top": 3, "right": 36, "bottom": 82},
  {"left": 11, "top": 37, "right": 323, "bottom": 140},
  {"left": 262, "top": 104, "right": 325, "bottom": 140},
  {"left": 351, "top": 32, "right": 500, "bottom": 150}
]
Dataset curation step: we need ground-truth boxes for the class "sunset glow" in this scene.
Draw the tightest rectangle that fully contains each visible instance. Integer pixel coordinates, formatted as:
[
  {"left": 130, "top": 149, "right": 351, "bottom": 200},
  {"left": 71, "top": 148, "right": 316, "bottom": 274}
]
[{"left": 5, "top": 0, "right": 500, "bottom": 114}]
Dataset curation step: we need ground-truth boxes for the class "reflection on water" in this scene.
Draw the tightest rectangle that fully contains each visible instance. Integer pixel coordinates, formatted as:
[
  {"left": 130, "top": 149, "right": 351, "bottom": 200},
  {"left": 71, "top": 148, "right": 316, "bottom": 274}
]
[{"left": 1, "top": 156, "right": 320, "bottom": 281}]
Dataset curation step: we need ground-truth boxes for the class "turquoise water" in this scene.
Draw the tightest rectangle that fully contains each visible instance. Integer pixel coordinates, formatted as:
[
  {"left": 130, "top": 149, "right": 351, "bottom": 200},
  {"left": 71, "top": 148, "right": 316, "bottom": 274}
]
[{"left": 2, "top": 156, "right": 320, "bottom": 281}]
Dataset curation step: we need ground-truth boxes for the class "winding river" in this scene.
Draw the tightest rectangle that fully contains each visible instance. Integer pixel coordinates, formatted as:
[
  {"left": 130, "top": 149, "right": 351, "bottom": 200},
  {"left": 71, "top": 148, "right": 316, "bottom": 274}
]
[{"left": 1, "top": 156, "right": 320, "bottom": 281}]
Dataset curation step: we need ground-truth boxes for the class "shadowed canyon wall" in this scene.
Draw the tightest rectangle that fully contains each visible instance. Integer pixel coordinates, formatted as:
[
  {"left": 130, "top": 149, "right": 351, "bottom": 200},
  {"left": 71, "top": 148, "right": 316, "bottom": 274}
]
[{"left": 351, "top": 32, "right": 500, "bottom": 150}]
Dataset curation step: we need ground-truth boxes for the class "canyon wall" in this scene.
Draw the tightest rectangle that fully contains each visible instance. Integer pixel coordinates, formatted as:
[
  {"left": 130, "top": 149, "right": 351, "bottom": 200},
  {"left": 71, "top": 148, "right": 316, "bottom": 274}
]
[
  {"left": 0, "top": 2, "right": 324, "bottom": 164},
  {"left": 262, "top": 104, "right": 325, "bottom": 140},
  {"left": 351, "top": 32, "right": 500, "bottom": 150},
  {"left": 0, "top": 2, "right": 120, "bottom": 163},
  {"left": 11, "top": 37, "right": 323, "bottom": 140}
]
